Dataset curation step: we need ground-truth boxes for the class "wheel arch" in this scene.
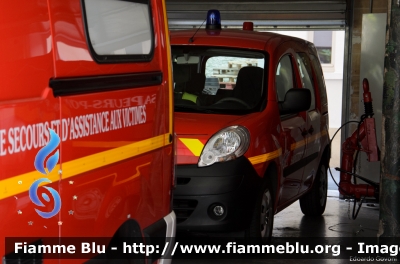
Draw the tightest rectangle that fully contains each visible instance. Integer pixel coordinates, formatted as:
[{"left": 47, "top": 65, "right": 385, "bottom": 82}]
[{"left": 321, "top": 143, "right": 331, "bottom": 168}]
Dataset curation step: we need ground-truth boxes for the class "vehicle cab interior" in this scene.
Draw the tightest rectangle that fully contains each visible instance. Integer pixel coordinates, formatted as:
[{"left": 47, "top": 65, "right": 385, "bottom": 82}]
[{"left": 172, "top": 47, "right": 266, "bottom": 113}]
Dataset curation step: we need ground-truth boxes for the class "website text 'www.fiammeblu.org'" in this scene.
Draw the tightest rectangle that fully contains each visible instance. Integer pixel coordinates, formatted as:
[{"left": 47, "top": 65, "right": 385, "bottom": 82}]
[
  {"left": 160, "top": 241, "right": 341, "bottom": 256},
  {"left": 6, "top": 238, "right": 400, "bottom": 261}
]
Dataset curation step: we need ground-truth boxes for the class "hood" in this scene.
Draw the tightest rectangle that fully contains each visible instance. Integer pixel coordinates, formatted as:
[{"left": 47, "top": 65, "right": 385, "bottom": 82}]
[{"left": 175, "top": 112, "right": 247, "bottom": 165}]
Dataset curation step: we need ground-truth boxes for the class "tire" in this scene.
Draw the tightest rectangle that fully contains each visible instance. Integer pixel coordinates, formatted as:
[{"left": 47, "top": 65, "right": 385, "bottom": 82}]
[
  {"left": 246, "top": 180, "right": 274, "bottom": 244},
  {"left": 299, "top": 161, "right": 328, "bottom": 216}
]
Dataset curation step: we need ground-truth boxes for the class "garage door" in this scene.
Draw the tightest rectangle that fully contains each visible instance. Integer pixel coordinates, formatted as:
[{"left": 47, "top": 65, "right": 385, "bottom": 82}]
[{"left": 166, "top": 0, "right": 346, "bottom": 30}]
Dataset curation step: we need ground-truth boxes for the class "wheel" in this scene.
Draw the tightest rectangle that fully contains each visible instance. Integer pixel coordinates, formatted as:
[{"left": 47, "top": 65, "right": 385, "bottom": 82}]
[
  {"left": 246, "top": 180, "right": 274, "bottom": 244},
  {"left": 214, "top": 97, "right": 251, "bottom": 108},
  {"left": 299, "top": 161, "right": 328, "bottom": 216}
]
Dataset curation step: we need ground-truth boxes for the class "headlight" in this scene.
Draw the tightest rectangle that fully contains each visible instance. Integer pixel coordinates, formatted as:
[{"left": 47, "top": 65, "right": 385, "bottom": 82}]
[{"left": 198, "top": 126, "right": 250, "bottom": 167}]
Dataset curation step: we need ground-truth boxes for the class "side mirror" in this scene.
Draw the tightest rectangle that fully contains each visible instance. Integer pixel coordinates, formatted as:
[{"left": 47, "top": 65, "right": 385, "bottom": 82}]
[{"left": 279, "top": 88, "right": 311, "bottom": 115}]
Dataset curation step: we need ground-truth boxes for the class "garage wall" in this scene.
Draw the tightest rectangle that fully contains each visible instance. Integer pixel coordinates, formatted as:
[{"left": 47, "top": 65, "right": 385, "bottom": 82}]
[
  {"left": 342, "top": 0, "right": 388, "bottom": 183},
  {"left": 344, "top": 0, "right": 388, "bottom": 130}
]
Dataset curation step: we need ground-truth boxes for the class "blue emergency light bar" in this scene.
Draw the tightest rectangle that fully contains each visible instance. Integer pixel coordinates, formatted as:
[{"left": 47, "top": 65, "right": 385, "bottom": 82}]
[{"left": 206, "top": 10, "right": 221, "bottom": 30}]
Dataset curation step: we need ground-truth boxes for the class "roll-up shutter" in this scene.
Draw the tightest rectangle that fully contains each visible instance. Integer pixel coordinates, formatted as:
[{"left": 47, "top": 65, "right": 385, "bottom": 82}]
[{"left": 167, "top": 0, "right": 347, "bottom": 30}]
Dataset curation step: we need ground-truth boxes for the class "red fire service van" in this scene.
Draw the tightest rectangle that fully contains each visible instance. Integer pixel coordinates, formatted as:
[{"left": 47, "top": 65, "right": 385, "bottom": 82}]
[
  {"left": 0, "top": 0, "right": 175, "bottom": 263},
  {"left": 172, "top": 10, "right": 330, "bottom": 243}
]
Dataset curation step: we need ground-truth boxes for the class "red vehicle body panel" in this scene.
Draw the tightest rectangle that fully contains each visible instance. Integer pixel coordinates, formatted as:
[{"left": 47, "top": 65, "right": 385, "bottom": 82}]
[{"left": 0, "top": 0, "right": 175, "bottom": 262}]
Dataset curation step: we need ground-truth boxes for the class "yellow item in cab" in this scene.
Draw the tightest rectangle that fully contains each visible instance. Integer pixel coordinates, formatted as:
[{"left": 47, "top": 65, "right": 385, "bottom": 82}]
[{"left": 182, "top": 92, "right": 197, "bottom": 103}]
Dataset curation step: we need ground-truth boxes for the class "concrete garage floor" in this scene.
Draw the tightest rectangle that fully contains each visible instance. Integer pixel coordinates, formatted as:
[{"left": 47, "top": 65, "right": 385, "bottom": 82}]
[
  {"left": 173, "top": 129, "right": 383, "bottom": 263},
  {"left": 173, "top": 197, "right": 380, "bottom": 264}
]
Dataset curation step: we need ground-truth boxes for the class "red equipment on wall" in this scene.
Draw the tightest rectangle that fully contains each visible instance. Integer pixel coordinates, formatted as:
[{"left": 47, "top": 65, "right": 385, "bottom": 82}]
[{"left": 337, "top": 78, "right": 380, "bottom": 200}]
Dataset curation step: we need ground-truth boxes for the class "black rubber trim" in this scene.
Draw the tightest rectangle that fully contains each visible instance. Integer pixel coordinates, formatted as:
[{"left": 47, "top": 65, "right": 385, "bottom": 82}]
[
  {"left": 283, "top": 152, "right": 319, "bottom": 178},
  {"left": 49, "top": 72, "right": 162, "bottom": 97},
  {"left": 143, "top": 216, "right": 167, "bottom": 263},
  {"left": 143, "top": 217, "right": 167, "bottom": 240}
]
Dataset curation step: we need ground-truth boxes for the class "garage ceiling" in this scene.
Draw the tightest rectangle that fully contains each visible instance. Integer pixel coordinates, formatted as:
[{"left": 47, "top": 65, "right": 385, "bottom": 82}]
[{"left": 166, "top": 0, "right": 347, "bottom": 30}]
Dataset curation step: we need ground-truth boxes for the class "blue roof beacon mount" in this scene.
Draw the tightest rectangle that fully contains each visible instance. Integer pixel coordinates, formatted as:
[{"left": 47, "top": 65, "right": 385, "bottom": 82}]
[{"left": 206, "top": 10, "right": 221, "bottom": 30}]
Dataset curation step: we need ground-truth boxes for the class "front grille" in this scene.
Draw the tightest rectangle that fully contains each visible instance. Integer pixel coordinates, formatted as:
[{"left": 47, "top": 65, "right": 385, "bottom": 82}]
[{"left": 173, "top": 199, "right": 198, "bottom": 224}]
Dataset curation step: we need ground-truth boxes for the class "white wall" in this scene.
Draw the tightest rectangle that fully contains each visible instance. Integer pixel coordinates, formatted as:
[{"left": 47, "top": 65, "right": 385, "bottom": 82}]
[{"left": 324, "top": 31, "right": 344, "bottom": 129}]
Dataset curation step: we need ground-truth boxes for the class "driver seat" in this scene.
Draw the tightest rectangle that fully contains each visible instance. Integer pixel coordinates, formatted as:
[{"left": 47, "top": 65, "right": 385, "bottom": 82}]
[{"left": 233, "top": 66, "right": 263, "bottom": 107}]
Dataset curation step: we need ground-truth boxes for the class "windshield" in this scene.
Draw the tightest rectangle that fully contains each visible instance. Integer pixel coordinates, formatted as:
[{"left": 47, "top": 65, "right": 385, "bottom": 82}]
[{"left": 172, "top": 46, "right": 267, "bottom": 114}]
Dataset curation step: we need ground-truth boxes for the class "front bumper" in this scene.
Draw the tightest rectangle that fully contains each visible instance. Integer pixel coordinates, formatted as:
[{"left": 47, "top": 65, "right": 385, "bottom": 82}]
[{"left": 174, "top": 157, "right": 261, "bottom": 232}]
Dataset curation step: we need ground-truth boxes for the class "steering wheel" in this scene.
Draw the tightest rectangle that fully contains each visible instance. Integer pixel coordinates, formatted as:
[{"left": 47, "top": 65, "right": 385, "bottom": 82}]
[{"left": 214, "top": 97, "right": 251, "bottom": 109}]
